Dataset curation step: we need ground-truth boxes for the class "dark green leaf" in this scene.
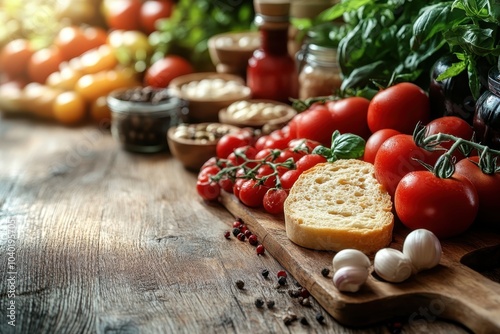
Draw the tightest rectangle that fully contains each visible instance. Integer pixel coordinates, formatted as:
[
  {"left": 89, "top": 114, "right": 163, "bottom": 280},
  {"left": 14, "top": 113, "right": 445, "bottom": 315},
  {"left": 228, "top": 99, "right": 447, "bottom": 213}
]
[
  {"left": 317, "top": 0, "right": 372, "bottom": 22},
  {"left": 331, "top": 133, "right": 365, "bottom": 159},
  {"left": 312, "top": 145, "right": 333, "bottom": 160},
  {"left": 444, "top": 25, "right": 500, "bottom": 56}
]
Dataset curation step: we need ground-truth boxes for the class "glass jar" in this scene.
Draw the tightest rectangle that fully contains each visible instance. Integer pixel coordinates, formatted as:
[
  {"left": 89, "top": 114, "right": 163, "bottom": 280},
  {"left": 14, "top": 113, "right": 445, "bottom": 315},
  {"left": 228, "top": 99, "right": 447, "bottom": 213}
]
[
  {"left": 298, "top": 43, "right": 341, "bottom": 99},
  {"left": 107, "top": 87, "right": 188, "bottom": 153},
  {"left": 246, "top": 1, "right": 298, "bottom": 103},
  {"left": 473, "top": 67, "right": 500, "bottom": 150}
]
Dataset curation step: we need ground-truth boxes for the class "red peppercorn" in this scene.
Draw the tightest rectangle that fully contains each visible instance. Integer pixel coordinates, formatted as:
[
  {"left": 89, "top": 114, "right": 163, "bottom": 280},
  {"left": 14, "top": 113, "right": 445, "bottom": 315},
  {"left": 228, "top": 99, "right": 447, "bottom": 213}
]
[
  {"left": 248, "top": 234, "right": 258, "bottom": 246},
  {"left": 256, "top": 244, "right": 265, "bottom": 255},
  {"left": 240, "top": 225, "right": 248, "bottom": 233},
  {"left": 244, "top": 229, "right": 252, "bottom": 238},
  {"left": 233, "top": 220, "right": 243, "bottom": 229},
  {"left": 277, "top": 270, "right": 287, "bottom": 278},
  {"left": 299, "top": 287, "right": 310, "bottom": 298},
  {"left": 237, "top": 233, "right": 246, "bottom": 241},
  {"left": 224, "top": 231, "right": 231, "bottom": 239}
]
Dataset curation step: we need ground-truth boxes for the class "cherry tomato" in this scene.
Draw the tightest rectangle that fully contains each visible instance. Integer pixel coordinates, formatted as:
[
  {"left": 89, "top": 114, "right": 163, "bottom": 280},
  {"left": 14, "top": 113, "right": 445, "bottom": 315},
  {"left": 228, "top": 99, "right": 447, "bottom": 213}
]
[
  {"left": 367, "top": 82, "right": 430, "bottom": 134},
  {"left": 395, "top": 171, "right": 478, "bottom": 238},
  {"left": 218, "top": 175, "right": 234, "bottom": 193},
  {"left": 255, "top": 148, "right": 277, "bottom": 162},
  {"left": 53, "top": 91, "right": 87, "bottom": 125},
  {"left": 295, "top": 106, "right": 336, "bottom": 146},
  {"left": 196, "top": 180, "right": 221, "bottom": 201},
  {"left": 54, "top": 26, "right": 107, "bottom": 61},
  {"left": 326, "top": 97, "right": 371, "bottom": 140},
  {"left": 280, "top": 169, "right": 301, "bottom": 190},
  {"left": 140, "top": 0, "right": 174, "bottom": 34},
  {"left": 227, "top": 145, "right": 257, "bottom": 167},
  {"left": 0, "top": 39, "right": 34, "bottom": 78},
  {"left": 363, "top": 129, "right": 401, "bottom": 164},
  {"left": 28, "top": 47, "right": 64, "bottom": 84},
  {"left": 263, "top": 188, "right": 288, "bottom": 214},
  {"left": 79, "top": 45, "right": 119, "bottom": 75},
  {"left": 144, "top": 55, "right": 194, "bottom": 88},
  {"left": 102, "top": 0, "right": 142, "bottom": 31},
  {"left": 216, "top": 133, "right": 251, "bottom": 159},
  {"left": 374, "top": 134, "right": 441, "bottom": 196},
  {"left": 287, "top": 138, "right": 321, "bottom": 154},
  {"left": 295, "top": 154, "right": 327, "bottom": 173},
  {"left": 425, "top": 116, "right": 474, "bottom": 160},
  {"left": 232, "top": 178, "right": 246, "bottom": 198},
  {"left": 238, "top": 179, "right": 267, "bottom": 208},
  {"left": 198, "top": 165, "right": 220, "bottom": 182},
  {"left": 276, "top": 148, "right": 304, "bottom": 163},
  {"left": 455, "top": 156, "right": 500, "bottom": 226}
]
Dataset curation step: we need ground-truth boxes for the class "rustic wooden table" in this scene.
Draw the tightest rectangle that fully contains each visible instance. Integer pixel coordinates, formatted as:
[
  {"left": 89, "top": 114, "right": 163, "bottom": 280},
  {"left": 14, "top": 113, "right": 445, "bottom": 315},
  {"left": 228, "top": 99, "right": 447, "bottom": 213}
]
[{"left": 0, "top": 116, "right": 474, "bottom": 333}]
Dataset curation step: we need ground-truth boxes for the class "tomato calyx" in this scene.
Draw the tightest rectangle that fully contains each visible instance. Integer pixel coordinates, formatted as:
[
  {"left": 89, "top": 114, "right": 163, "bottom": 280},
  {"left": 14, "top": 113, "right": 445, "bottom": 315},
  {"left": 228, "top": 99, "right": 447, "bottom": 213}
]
[
  {"left": 311, "top": 130, "right": 365, "bottom": 163},
  {"left": 413, "top": 123, "right": 500, "bottom": 176}
]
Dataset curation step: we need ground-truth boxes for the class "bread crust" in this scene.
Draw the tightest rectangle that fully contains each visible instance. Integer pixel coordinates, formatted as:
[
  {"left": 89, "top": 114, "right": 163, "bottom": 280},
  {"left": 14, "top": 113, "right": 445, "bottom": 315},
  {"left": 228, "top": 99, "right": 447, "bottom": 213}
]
[{"left": 284, "top": 160, "right": 394, "bottom": 254}]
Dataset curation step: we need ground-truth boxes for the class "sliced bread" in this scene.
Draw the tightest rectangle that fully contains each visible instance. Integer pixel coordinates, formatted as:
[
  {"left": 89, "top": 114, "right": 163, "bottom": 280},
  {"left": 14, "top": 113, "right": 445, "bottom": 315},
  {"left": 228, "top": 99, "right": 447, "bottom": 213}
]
[{"left": 284, "top": 160, "right": 394, "bottom": 254}]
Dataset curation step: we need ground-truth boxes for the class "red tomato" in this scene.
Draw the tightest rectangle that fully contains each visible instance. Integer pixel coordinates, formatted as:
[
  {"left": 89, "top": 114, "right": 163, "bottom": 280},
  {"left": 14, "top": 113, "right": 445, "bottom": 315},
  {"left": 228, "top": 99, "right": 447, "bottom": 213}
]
[
  {"left": 144, "top": 55, "right": 194, "bottom": 88},
  {"left": 0, "top": 39, "right": 34, "bottom": 78},
  {"left": 280, "top": 169, "right": 301, "bottom": 190},
  {"left": 455, "top": 156, "right": 500, "bottom": 226},
  {"left": 367, "top": 82, "right": 430, "bottom": 134},
  {"left": 295, "top": 106, "right": 337, "bottom": 146},
  {"left": 276, "top": 148, "right": 304, "bottom": 163},
  {"left": 196, "top": 180, "right": 220, "bottom": 201},
  {"left": 54, "top": 26, "right": 107, "bottom": 61},
  {"left": 425, "top": 116, "right": 474, "bottom": 160},
  {"left": 227, "top": 145, "right": 257, "bottom": 167},
  {"left": 238, "top": 179, "right": 268, "bottom": 208},
  {"left": 374, "top": 134, "right": 441, "bottom": 196},
  {"left": 140, "top": 0, "right": 174, "bottom": 34},
  {"left": 28, "top": 47, "right": 64, "bottom": 84},
  {"left": 263, "top": 188, "right": 288, "bottom": 214},
  {"left": 395, "top": 171, "right": 478, "bottom": 238},
  {"left": 216, "top": 133, "right": 251, "bottom": 159},
  {"left": 218, "top": 175, "right": 234, "bottom": 193},
  {"left": 295, "top": 154, "right": 327, "bottom": 173},
  {"left": 326, "top": 97, "right": 371, "bottom": 140},
  {"left": 102, "top": 0, "right": 142, "bottom": 31},
  {"left": 232, "top": 178, "right": 246, "bottom": 198},
  {"left": 363, "top": 129, "right": 401, "bottom": 164},
  {"left": 287, "top": 138, "right": 321, "bottom": 154}
]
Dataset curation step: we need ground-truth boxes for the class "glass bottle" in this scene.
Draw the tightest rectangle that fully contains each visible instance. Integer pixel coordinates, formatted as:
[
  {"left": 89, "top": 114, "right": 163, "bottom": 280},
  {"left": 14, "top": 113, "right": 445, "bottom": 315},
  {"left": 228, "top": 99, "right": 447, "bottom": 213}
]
[
  {"left": 298, "top": 43, "right": 341, "bottom": 99},
  {"left": 247, "top": 0, "right": 298, "bottom": 103}
]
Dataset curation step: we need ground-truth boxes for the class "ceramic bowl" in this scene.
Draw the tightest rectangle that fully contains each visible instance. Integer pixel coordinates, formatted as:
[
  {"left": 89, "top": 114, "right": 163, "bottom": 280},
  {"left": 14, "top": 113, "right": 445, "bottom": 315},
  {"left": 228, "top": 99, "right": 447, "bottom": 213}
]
[
  {"left": 168, "top": 72, "right": 252, "bottom": 123},
  {"left": 167, "top": 122, "right": 241, "bottom": 171},
  {"left": 218, "top": 99, "right": 297, "bottom": 133}
]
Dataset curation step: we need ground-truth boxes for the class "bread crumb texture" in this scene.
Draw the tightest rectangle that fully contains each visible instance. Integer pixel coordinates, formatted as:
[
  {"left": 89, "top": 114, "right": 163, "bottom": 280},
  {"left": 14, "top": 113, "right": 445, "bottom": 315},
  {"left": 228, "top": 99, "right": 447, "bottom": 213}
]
[{"left": 284, "top": 160, "right": 394, "bottom": 254}]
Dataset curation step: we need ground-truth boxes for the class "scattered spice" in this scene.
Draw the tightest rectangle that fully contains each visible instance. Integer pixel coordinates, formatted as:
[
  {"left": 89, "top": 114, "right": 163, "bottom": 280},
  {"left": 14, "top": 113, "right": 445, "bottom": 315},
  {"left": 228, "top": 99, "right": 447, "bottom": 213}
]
[
  {"left": 261, "top": 269, "right": 270, "bottom": 278},
  {"left": 256, "top": 244, "right": 265, "bottom": 255},
  {"left": 255, "top": 298, "right": 265, "bottom": 308},
  {"left": 232, "top": 228, "right": 241, "bottom": 237},
  {"left": 299, "top": 288, "right": 310, "bottom": 298},
  {"left": 233, "top": 220, "right": 243, "bottom": 229},
  {"left": 266, "top": 300, "right": 275, "bottom": 309},
  {"left": 278, "top": 276, "right": 287, "bottom": 286},
  {"left": 315, "top": 312, "right": 325, "bottom": 325},
  {"left": 301, "top": 297, "right": 312, "bottom": 307},
  {"left": 224, "top": 231, "right": 231, "bottom": 239},
  {"left": 288, "top": 289, "right": 300, "bottom": 298},
  {"left": 237, "top": 232, "right": 246, "bottom": 241},
  {"left": 300, "top": 317, "right": 309, "bottom": 326},
  {"left": 283, "top": 313, "right": 298, "bottom": 326},
  {"left": 321, "top": 268, "right": 330, "bottom": 277},
  {"left": 235, "top": 280, "right": 245, "bottom": 290},
  {"left": 244, "top": 229, "right": 252, "bottom": 238},
  {"left": 277, "top": 270, "right": 287, "bottom": 278},
  {"left": 248, "top": 234, "right": 258, "bottom": 246}
]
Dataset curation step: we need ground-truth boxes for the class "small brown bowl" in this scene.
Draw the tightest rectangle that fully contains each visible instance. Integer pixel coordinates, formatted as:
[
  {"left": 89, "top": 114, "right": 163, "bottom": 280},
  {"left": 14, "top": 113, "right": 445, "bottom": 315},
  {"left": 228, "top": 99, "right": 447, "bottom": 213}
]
[
  {"left": 218, "top": 99, "right": 297, "bottom": 133},
  {"left": 208, "top": 31, "right": 260, "bottom": 75},
  {"left": 169, "top": 72, "right": 252, "bottom": 123},
  {"left": 167, "top": 122, "right": 241, "bottom": 171}
]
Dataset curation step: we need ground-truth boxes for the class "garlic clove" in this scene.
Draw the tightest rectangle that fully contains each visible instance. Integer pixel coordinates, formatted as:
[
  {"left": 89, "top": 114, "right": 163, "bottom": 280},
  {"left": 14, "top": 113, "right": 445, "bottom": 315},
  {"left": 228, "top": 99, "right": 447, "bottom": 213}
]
[
  {"left": 374, "top": 248, "right": 413, "bottom": 283},
  {"left": 333, "top": 265, "right": 369, "bottom": 293},
  {"left": 332, "top": 249, "right": 371, "bottom": 273},
  {"left": 403, "top": 229, "right": 442, "bottom": 273}
]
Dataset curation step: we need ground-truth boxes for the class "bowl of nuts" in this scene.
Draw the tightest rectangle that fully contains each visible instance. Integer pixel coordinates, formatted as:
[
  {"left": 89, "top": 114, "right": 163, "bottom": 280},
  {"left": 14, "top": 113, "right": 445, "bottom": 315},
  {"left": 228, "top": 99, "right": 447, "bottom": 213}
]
[
  {"left": 167, "top": 123, "right": 241, "bottom": 171},
  {"left": 218, "top": 99, "right": 297, "bottom": 133},
  {"left": 107, "top": 86, "right": 188, "bottom": 153},
  {"left": 168, "top": 72, "right": 252, "bottom": 123}
]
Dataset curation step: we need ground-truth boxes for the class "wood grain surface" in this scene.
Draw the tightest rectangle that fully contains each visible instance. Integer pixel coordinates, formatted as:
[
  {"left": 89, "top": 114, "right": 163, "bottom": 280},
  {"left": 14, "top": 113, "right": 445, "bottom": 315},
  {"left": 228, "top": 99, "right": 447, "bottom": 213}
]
[{"left": 0, "top": 116, "right": 484, "bottom": 334}]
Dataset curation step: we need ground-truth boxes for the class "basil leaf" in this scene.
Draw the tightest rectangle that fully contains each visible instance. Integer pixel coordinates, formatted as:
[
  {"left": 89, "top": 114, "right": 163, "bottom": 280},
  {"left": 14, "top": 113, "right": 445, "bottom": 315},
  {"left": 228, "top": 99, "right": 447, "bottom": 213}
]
[
  {"left": 312, "top": 145, "right": 333, "bottom": 159},
  {"left": 331, "top": 133, "right": 366, "bottom": 159},
  {"left": 317, "top": 0, "right": 371, "bottom": 22},
  {"left": 444, "top": 25, "right": 500, "bottom": 56}
]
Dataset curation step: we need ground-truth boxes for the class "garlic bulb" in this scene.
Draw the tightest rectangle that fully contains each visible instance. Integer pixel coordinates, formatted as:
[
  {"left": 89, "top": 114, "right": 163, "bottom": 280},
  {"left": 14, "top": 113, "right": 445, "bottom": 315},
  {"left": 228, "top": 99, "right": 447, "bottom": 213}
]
[
  {"left": 374, "top": 248, "right": 413, "bottom": 283},
  {"left": 332, "top": 249, "right": 371, "bottom": 273},
  {"left": 403, "top": 229, "right": 442, "bottom": 273},
  {"left": 333, "top": 265, "right": 369, "bottom": 292}
]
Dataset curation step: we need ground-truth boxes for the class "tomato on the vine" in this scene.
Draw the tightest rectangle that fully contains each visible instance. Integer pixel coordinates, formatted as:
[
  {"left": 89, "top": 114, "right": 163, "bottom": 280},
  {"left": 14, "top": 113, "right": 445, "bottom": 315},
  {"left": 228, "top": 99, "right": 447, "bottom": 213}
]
[
  {"left": 263, "top": 188, "right": 288, "bottom": 214},
  {"left": 216, "top": 133, "right": 251, "bottom": 159},
  {"left": 425, "top": 116, "right": 474, "bottom": 160},
  {"left": 238, "top": 179, "right": 268, "bottom": 208},
  {"left": 363, "top": 129, "right": 401, "bottom": 164},
  {"left": 295, "top": 154, "right": 327, "bottom": 173},
  {"left": 196, "top": 180, "right": 221, "bottom": 201},
  {"left": 395, "top": 171, "right": 478, "bottom": 238},
  {"left": 227, "top": 145, "right": 257, "bottom": 167},
  {"left": 455, "top": 156, "right": 500, "bottom": 226},
  {"left": 367, "top": 82, "right": 430, "bottom": 134},
  {"left": 280, "top": 169, "right": 302, "bottom": 190},
  {"left": 374, "top": 134, "right": 441, "bottom": 196}
]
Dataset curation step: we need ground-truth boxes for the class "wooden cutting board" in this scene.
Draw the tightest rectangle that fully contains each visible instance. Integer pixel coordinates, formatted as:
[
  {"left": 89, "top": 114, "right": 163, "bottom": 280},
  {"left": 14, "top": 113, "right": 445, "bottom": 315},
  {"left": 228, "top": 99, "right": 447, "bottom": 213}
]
[{"left": 219, "top": 193, "right": 500, "bottom": 334}]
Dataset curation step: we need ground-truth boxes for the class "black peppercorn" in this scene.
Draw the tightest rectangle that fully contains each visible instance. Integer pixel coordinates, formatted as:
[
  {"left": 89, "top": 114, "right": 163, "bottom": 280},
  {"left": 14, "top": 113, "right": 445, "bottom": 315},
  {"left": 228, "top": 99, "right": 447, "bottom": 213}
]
[
  {"left": 235, "top": 280, "right": 245, "bottom": 290},
  {"left": 278, "top": 276, "right": 287, "bottom": 286},
  {"left": 261, "top": 269, "right": 269, "bottom": 278},
  {"left": 321, "top": 268, "right": 330, "bottom": 277},
  {"left": 316, "top": 312, "right": 325, "bottom": 324},
  {"left": 255, "top": 298, "right": 264, "bottom": 308},
  {"left": 300, "top": 317, "right": 309, "bottom": 326},
  {"left": 232, "top": 228, "right": 241, "bottom": 237},
  {"left": 266, "top": 300, "right": 275, "bottom": 309}
]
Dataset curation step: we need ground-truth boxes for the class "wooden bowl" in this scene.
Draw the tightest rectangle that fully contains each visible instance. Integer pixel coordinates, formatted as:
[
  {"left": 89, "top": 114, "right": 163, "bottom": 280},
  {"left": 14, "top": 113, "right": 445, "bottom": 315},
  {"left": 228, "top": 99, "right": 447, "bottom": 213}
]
[
  {"left": 168, "top": 72, "right": 252, "bottom": 123},
  {"left": 218, "top": 99, "right": 297, "bottom": 133},
  {"left": 208, "top": 31, "right": 260, "bottom": 74},
  {"left": 167, "top": 122, "right": 241, "bottom": 171}
]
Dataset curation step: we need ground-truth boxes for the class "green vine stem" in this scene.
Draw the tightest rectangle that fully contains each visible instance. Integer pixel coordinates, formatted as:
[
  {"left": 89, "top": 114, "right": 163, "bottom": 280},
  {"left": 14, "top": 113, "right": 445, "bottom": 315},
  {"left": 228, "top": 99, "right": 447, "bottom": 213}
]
[{"left": 413, "top": 123, "right": 500, "bottom": 177}]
